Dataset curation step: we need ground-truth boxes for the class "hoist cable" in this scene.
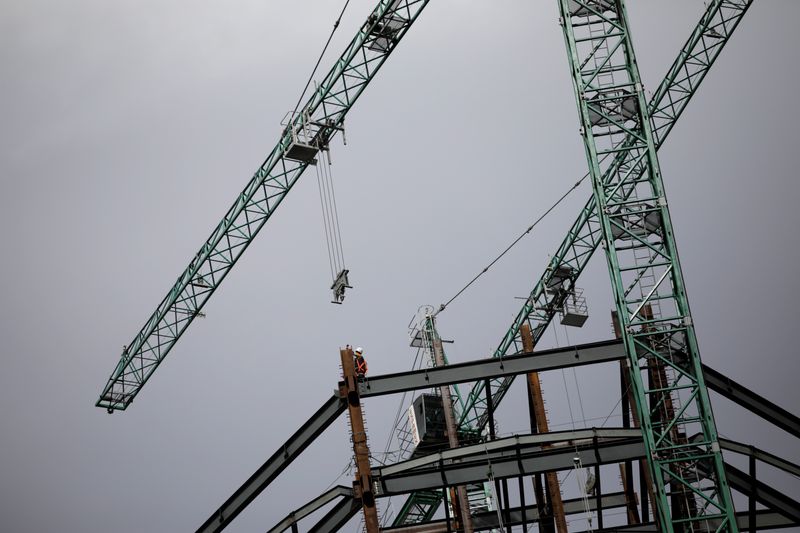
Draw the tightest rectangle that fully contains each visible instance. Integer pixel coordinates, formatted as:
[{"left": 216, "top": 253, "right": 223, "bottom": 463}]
[
  {"left": 292, "top": 0, "right": 353, "bottom": 117},
  {"left": 434, "top": 173, "right": 589, "bottom": 316},
  {"left": 319, "top": 156, "right": 337, "bottom": 273},
  {"left": 316, "top": 150, "right": 349, "bottom": 280},
  {"left": 564, "top": 325, "right": 589, "bottom": 428},
  {"left": 316, "top": 161, "right": 337, "bottom": 280},
  {"left": 323, "top": 151, "right": 347, "bottom": 270}
]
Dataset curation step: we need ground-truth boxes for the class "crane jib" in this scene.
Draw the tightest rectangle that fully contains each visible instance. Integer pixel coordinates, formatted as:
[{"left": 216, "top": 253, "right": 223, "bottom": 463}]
[{"left": 97, "top": 0, "right": 432, "bottom": 412}]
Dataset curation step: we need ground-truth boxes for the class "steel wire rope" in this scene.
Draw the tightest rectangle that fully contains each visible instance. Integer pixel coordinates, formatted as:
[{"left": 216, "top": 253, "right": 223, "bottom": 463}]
[
  {"left": 552, "top": 325, "right": 578, "bottom": 432},
  {"left": 564, "top": 325, "right": 589, "bottom": 428},
  {"left": 321, "top": 459, "right": 356, "bottom": 493},
  {"left": 290, "top": 0, "right": 351, "bottom": 283},
  {"left": 291, "top": 0, "right": 352, "bottom": 117},
  {"left": 557, "top": 381, "right": 632, "bottom": 490},
  {"left": 323, "top": 150, "right": 347, "bottom": 270},
  {"left": 316, "top": 150, "right": 347, "bottom": 280},
  {"left": 434, "top": 173, "right": 589, "bottom": 316},
  {"left": 321, "top": 153, "right": 342, "bottom": 274},
  {"left": 319, "top": 153, "right": 337, "bottom": 274},
  {"left": 316, "top": 161, "right": 338, "bottom": 280}
]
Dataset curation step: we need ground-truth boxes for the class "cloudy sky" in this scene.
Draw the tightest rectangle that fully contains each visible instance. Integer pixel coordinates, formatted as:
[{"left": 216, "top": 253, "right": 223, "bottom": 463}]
[{"left": 1, "top": 1, "right": 798, "bottom": 532}]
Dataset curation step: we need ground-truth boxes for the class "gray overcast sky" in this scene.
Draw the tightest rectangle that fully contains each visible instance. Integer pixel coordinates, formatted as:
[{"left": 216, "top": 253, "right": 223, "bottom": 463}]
[{"left": 1, "top": 1, "right": 798, "bottom": 532}]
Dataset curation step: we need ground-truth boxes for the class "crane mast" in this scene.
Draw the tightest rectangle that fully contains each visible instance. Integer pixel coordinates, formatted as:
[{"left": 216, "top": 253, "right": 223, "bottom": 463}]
[
  {"left": 96, "top": 0, "right": 431, "bottom": 412},
  {"left": 458, "top": 0, "right": 752, "bottom": 431},
  {"left": 556, "top": 0, "right": 737, "bottom": 529},
  {"left": 393, "top": 0, "right": 752, "bottom": 525},
  {"left": 92, "top": 1, "right": 767, "bottom": 531}
]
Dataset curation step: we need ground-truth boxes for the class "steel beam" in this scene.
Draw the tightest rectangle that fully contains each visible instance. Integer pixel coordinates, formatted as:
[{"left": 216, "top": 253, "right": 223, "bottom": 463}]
[
  {"left": 686, "top": 435, "right": 800, "bottom": 522},
  {"left": 520, "top": 324, "right": 567, "bottom": 533},
  {"left": 702, "top": 364, "right": 800, "bottom": 439},
  {"left": 428, "top": 317, "right": 474, "bottom": 533},
  {"left": 384, "top": 492, "right": 629, "bottom": 533},
  {"left": 718, "top": 461, "right": 800, "bottom": 523},
  {"left": 377, "top": 429, "right": 800, "bottom": 524},
  {"left": 341, "top": 347, "right": 380, "bottom": 533},
  {"left": 569, "top": 511, "right": 797, "bottom": 533},
  {"left": 360, "top": 340, "right": 624, "bottom": 398},
  {"left": 308, "top": 497, "right": 360, "bottom": 533},
  {"left": 267, "top": 485, "right": 353, "bottom": 533},
  {"left": 197, "top": 395, "right": 346, "bottom": 533},
  {"left": 718, "top": 438, "right": 800, "bottom": 478},
  {"left": 373, "top": 429, "right": 645, "bottom": 496}
]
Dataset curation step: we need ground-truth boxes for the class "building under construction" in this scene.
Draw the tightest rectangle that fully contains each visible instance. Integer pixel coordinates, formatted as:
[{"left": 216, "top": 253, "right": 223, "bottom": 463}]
[{"left": 93, "top": 1, "right": 799, "bottom": 532}]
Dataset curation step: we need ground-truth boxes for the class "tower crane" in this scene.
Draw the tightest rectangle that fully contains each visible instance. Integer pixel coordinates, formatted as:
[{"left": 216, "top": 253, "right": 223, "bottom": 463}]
[
  {"left": 96, "top": 0, "right": 431, "bottom": 412},
  {"left": 94, "top": 1, "right": 767, "bottom": 533},
  {"left": 391, "top": 0, "right": 752, "bottom": 528}
]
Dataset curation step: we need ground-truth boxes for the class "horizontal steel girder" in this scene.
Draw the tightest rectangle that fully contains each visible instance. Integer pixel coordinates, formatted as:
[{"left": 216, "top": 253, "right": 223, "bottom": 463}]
[
  {"left": 373, "top": 430, "right": 800, "bottom": 522},
  {"left": 358, "top": 339, "right": 624, "bottom": 398},
  {"left": 383, "top": 492, "right": 629, "bottom": 533},
  {"left": 372, "top": 428, "right": 645, "bottom": 496},
  {"left": 719, "top": 438, "right": 800, "bottom": 478},
  {"left": 570, "top": 511, "right": 797, "bottom": 533},
  {"left": 703, "top": 364, "right": 800, "bottom": 439}
]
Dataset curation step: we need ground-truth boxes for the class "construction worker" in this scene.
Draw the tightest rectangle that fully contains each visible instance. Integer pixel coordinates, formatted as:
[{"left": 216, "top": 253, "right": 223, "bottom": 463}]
[{"left": 354, "top": 346, "right": 368, "bottom": 380}]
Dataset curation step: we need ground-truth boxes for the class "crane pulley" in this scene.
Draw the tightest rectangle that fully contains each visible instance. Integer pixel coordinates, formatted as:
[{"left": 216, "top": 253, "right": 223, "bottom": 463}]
[{"left": 283, "top": 109, "right": 352, "bottom": 303}]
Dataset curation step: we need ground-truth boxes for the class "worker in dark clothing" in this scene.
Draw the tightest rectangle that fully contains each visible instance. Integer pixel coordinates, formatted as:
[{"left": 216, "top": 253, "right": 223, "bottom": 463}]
[{"left": 354, "top": 346, "right": 368, "bottom": 380}]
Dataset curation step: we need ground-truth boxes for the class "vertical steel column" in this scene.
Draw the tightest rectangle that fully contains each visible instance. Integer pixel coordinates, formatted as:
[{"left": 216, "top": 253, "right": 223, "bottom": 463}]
[
  {"left": 443, "top": 487, "right": 452, "bottom": 532},
  {"left": 340, "top": 347, "right": 380, "bottom": 533},
  {"left": 555, "top": 2, "right": 738, "bottom": 531},
  {"left": 520, "top": 324, "right": 568, "bottom": 533},
  {"left": 429, "top": 316, "right": 474, "bottom": 533},
  {"left": 595, "top": 464, "right": 603, "bottom": 529},
  {"left": 748, "top": 452, "right": 756, "bottom": 533},
  {"left": 616, "top": 313, "right": 640, "bottom": 527},
  {"left": 484, "top": 377, "right": 504, "bottom": 532},
  {"left": 518, "top": 466, "right": 528, "bottom": 533},
  {"left": 527, "top": 382, "right": 551, "bottom": 533}
]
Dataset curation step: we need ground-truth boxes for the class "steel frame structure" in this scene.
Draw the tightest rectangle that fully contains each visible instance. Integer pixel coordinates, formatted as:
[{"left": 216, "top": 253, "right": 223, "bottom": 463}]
[
  {"left": 197, "top": 338, "right": 800, "bottom": 532},
  {"left": 92, "top": 0, "right": 789, "bottom": 531}
]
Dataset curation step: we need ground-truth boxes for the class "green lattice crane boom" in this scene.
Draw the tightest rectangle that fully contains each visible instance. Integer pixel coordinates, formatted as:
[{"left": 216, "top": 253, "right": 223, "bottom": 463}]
[
  {"left": 96, "top": 0, "right": 432, "bottom": 412},
  {"left": 392, "top": 0, "right": 752, "bottom": 525},
  {"left": 559, "top": 0, "right": 738, "bottom": 529}
]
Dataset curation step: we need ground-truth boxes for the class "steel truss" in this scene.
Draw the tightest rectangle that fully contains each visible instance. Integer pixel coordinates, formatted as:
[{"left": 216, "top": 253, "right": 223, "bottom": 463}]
[
  {"left": 91, "top": 0, "right": 789, "bottom": 531},
  {"left": 97, "top": 0, "right": 432, "bottom": 412},
  {"left": 403, "top": 0, "right": 753, "bottom": 521},
  {"left": 202, "top": 339, "right": 800, "bottom": 532},
  {"left": 458, "top": 0, "right": 753, "bottom": 432},
  {"left": 555, "top": 0, "right": 737, "bottom": 530}
]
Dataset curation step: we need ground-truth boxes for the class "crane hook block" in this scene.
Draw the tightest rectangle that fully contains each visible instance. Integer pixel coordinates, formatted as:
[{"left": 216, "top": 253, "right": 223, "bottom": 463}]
[{"left": 331, "top": 269, "right": 351, "bottom": 304}]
